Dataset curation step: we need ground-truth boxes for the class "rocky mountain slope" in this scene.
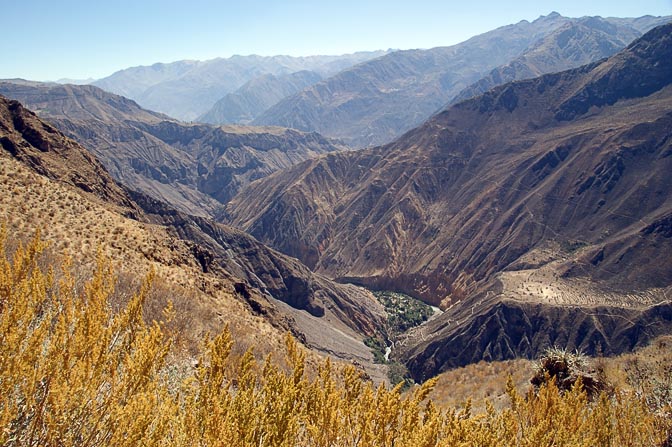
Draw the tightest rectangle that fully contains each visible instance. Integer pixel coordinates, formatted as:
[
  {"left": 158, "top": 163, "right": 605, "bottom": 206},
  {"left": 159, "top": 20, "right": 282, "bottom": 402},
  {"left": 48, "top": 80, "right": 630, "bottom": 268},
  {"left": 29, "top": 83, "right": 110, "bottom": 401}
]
[
  {"left": 0, "top": 81, "right": 347, "bottom": 217},
  {"left": 450, "top": 15, "right": 667, "bottom": 103},
  {"left": 226, "top": 23, "right": 672, "bottom": 379},
  {"left": 254, "top": 13, "right": 670, "bottom": 148},
  {"left": 93, "top": 52, "right": 388, "bottom": 121},
  {"left": 0, "top": 95, "right": 387, "bottom": 379},
  {"left": 0, "top": 93, "right": 140, "bottom": 213},
  {"left": 198, "top": 70, "right": 323, "bottom": 125}
]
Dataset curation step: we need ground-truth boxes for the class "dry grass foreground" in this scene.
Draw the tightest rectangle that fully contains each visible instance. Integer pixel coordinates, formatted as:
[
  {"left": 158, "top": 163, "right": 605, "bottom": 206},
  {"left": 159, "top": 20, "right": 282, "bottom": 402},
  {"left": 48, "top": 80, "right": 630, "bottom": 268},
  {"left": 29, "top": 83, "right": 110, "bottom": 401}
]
[
  {"left": 1, "top": 228, "right": 670, "bottom": 446},
  {"left": 0, "top": 150, "right": 289, "bottom": 364}
]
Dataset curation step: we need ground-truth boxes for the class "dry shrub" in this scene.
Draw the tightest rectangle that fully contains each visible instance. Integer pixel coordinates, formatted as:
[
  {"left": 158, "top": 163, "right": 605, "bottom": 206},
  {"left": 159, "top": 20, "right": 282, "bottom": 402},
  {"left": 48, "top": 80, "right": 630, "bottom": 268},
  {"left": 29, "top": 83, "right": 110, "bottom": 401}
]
[{"left": 1, "top": 227, "right": 669, "bottom": 446}]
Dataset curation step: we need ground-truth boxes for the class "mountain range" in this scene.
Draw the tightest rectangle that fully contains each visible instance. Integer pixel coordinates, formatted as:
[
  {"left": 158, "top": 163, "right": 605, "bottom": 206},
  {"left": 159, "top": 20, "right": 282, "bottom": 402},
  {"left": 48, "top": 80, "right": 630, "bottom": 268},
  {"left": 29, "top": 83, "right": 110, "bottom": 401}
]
[
  {"left": 92, "top": 51, "right": 389, "bottom": 121},
  {"left": 84, "top": 13, "right": 671, "bottom": 153},
  {"left": 253, "top": 13, "right": 671, "bottom": 148},
  {"left": 3, "top": 13, "right": 672, "bottom": 384},
  {"left": 224, "top": 22, "right": 672, "bottom": 379}
]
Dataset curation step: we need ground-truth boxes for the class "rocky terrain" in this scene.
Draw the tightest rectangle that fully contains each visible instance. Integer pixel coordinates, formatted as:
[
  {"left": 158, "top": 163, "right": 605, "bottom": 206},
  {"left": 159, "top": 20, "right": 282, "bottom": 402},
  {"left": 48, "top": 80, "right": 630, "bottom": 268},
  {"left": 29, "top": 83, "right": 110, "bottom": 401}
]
[
  {"left": 225, "top": 23, "right": 672, "bottom": 379},
  {"left": 0, "top": 95, "right": 388, "bottom": 380},
  {"left": 254, "top": 13, "right": 670, "bottom": 148},
  {"left": 0, "top": 81, "right": 348, "bottom": 217},
  {"left": 93, "top": 51, "right": 389, "bottom": 120},
  {"left": 198, "top": 70, "right": 323, "bottom": 125}
]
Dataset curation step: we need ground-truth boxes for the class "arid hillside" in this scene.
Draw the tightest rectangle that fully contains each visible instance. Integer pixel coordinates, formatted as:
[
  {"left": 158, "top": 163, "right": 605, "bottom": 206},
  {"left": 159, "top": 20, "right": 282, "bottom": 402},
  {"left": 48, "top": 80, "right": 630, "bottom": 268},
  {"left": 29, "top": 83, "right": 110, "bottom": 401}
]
[
  {"left": 0, "top": 95, "right": 388, "bottom": 380},
  {"left": 226, "top": 23, "right": 672, "bottom": 379}
]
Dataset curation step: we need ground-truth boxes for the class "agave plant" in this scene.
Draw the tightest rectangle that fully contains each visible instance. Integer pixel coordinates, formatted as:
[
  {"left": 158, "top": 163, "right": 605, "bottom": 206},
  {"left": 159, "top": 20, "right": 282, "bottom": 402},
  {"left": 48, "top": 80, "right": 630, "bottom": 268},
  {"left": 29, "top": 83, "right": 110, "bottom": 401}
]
[{"left": 531, "top": 347, "right": 606, "bottom": 399}]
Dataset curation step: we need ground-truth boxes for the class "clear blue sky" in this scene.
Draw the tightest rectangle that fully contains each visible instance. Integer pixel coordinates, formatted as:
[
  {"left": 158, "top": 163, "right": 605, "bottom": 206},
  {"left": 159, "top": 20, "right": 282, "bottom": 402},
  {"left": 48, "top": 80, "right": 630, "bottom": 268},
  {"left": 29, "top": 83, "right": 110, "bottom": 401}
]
[{"left": 2, "top": 0, "right": 670, "bottom": 81}]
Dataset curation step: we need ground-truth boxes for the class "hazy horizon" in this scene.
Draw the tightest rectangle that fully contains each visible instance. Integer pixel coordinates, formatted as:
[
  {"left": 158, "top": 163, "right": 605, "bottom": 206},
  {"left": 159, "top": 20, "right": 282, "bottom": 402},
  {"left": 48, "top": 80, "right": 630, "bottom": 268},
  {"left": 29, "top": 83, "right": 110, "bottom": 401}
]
[{"left": 2, "top": 0, "right": 671, "bottom": 82}]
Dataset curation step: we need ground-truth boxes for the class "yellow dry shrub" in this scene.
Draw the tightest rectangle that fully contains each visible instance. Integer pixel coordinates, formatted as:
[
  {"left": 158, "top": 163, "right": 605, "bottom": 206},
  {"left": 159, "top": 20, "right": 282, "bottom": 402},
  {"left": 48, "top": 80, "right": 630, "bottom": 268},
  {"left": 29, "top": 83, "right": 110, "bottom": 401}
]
[
  {"left": 0, "top": 227, "right": 668, "bottom": 446},
  {"left": 0, "top": 226, "right": 174, "bottom": 446}
]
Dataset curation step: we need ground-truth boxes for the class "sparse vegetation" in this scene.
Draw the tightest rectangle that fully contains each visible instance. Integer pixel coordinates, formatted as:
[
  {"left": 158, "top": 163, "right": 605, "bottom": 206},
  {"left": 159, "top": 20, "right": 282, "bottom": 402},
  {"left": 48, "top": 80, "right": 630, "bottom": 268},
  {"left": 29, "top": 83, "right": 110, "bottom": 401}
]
[
  {"left": 428, "top": 358, "right": 534, "bottom": 412},
  {"left": 1, "top": 229, "right": 671, "bottom": 446},
  {"left": 623, "top": 339, "right": 672, "bottom": 445},
  {"left": 0, "top": 153, "right": 290, "bottom": 370},
  {"left": 561, "top": 239, "right": 589, "bottom": 253},
  {"left": 373, "top": 290, "right": 435, "bottom": 334},
  {"left": 387, "top": 361, "right": 413, "bottom": 390},
  {"left": 365, "top": 291, "right": 434, "bottom": 384},
  {"left": 363, "top": 335, "right": 387, "bottom": 364}
]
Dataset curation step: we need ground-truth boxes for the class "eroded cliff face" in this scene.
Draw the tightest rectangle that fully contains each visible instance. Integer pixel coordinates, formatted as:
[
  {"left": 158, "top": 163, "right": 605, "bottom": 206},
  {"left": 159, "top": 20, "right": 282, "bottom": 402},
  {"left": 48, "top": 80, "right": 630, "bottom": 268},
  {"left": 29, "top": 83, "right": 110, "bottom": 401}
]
[
  {"left": 226, "top": 24, "right": 672, "bottom": 377},
  {"left": 136, "top": 120, "right": 348, "bottom": 205}
]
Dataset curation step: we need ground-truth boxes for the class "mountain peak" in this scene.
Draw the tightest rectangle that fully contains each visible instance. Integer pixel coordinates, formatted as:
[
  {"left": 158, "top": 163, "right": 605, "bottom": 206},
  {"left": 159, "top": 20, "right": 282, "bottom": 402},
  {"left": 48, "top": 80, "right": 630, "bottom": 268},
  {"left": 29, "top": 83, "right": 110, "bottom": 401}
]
[{"left": 536, "top": 11, "right": 563, "bottom": 21}]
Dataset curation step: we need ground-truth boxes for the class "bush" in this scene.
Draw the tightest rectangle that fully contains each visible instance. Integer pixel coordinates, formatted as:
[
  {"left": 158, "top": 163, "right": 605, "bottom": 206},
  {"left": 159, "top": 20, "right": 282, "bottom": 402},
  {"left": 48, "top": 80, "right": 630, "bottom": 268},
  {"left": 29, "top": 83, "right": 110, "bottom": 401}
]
[
  {"left": 531, "top": 347, "right": 607, "bottom": 399},
  {"left": 0, "top": 227, "right": 172, "bottom": 446}
]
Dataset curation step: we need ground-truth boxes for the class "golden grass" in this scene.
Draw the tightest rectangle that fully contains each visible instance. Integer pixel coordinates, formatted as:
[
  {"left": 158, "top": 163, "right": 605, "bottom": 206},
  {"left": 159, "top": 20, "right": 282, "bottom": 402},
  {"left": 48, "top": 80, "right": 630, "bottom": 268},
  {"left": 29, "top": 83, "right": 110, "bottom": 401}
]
[
  {"left": 1, "top": 234, "right": 667, "bottom": 446},
  {"left": 426, "top": 358, "right": 534, "bottom": 412},
  {"left": 0, "top": 152, "right": 288, "bottom": 364}
]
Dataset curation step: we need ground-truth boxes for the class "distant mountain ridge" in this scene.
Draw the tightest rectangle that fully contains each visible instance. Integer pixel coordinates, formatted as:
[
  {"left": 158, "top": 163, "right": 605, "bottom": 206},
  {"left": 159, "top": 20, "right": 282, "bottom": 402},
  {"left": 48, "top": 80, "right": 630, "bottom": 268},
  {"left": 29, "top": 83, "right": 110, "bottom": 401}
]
[
  {"left": 0, "top": 81, "right": 347, "bottom": 218},
  {"left": 254, "top": 13, "right": 671, "bottom": 147},
  {"left": 225, "top": 23, "right": 672, "bottom": 378},
  {"left": 198, "top": 70, "right": 323, "bottom": 125},
  {"left": 450, "top": 16, "right": 642, "bottom": 103},
  {"left": 93, "top": 51, "right": 389, "bottom": 121}
]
